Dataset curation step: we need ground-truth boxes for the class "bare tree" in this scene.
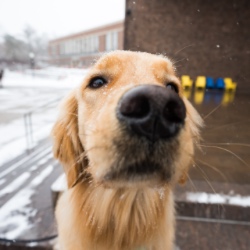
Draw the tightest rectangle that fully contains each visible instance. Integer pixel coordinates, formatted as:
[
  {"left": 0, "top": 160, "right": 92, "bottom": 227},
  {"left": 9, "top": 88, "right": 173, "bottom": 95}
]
[
  {"left": 3, "top": 35, "right": 28, "bottom": 63},
  {"left": 0, "top": 26, "right": 48, "bottom": 66}
]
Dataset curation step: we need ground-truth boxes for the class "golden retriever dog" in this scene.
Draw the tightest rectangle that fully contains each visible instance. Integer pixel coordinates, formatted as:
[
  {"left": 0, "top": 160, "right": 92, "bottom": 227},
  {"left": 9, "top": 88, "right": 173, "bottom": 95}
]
[{"left": 52, "top": 50, "right": 202, "bottom": 250}]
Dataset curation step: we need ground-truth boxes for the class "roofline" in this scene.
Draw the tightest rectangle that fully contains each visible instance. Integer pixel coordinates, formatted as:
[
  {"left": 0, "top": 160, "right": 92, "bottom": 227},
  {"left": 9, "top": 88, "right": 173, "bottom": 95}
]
[{"left": 49, "top": 20, "right": 124, "bottom": 43}]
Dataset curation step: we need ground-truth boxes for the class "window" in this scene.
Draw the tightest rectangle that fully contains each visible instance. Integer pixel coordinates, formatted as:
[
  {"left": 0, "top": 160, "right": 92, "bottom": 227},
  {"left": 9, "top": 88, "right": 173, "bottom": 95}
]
[
  {"left": 51, "top": 44, "right": 56, "bottom": 56},
  {"left": 105, "top": 31, "right": 118, "bottom": 51},
  {"left": 94, "top": 36, "right": 99, "bottom": 52},
  {"left": 60, "top": 42, "right": 65, "bottom": 55},
  {"left": 82, "top": 38, "right": 86, "bottom": 53}
]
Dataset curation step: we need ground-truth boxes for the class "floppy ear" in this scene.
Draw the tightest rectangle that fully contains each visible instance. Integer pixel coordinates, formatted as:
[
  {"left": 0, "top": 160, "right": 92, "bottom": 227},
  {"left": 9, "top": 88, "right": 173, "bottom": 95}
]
[{"left": 52, "top": 91, "right": 85, "bottom": 188}]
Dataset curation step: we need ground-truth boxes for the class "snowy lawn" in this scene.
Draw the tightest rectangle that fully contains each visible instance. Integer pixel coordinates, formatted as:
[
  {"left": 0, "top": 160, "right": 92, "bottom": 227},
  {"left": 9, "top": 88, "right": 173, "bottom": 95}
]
[
  {"left": 0, "top": 67, "right": 89, "bottom": 239},
  {"left": 0, "top": 67, "right": 88, "bottom": 166}
]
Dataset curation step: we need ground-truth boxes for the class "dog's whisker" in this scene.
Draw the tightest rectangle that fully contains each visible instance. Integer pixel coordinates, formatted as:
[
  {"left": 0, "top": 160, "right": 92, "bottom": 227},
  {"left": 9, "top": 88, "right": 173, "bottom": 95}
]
[
  {"left": 77, "top": 145, "right": 110, "bottom": 159},
  {"left": 178, "top": 142, "right": 198, "bottom": 159},
  {"left": 202, "top": 142, "right": 250, "bottom": 147},
  {"left": 79, "top": 126, "right": 121, "bottom": 138},
  {"left": 172, "top": 57, "right": 186, "bottom": 66},
  {"left": 194, "top": 163, "right": 217, "bottom": 194},
  {"left": 71, "top": 169, "right": 90, "bottom": 188},
  {"left": 196, "top": 159, "right": 228, "bottom": 181},
  {"left": 202, "top": 104, "right": 222, "bottom": 120},
  {"left": 187, "top": 173, "right": 197, "bottom": 192},
  {"left": 67, "top": 145, "right": 113, "bottom": 184},
  {"left": 202, "top": 120, "right": 247, "bottom": 133},
  {"left": 199, "top": 145, "right": 250, "bottom": 168},
  {"left": 195, "top": 162, "right": 226, "bottom": 217},
  {"left": 91, "top": 126, "right": 121, "bottom": 135},
  {"left": 174, "top": 44, "right": 195, "bottom": 55}
]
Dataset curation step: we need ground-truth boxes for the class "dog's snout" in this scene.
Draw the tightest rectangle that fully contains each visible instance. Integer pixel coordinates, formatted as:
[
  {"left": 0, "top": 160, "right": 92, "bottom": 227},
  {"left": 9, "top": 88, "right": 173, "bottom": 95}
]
[{"left": 117, "top": 85, "right": 186, "bottom": 141}]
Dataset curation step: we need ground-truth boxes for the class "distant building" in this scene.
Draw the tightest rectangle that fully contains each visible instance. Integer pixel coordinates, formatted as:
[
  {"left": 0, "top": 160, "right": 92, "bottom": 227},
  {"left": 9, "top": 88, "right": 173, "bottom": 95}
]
[{"left": 48, "top": 21, "right": 124, "bottom": 67}]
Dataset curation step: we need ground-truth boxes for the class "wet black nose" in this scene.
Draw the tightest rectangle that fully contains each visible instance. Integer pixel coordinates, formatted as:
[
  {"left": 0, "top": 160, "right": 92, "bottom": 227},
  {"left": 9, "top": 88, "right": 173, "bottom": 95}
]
[{"left": 117, "top": 85, "right": 186, "bottom": 141}]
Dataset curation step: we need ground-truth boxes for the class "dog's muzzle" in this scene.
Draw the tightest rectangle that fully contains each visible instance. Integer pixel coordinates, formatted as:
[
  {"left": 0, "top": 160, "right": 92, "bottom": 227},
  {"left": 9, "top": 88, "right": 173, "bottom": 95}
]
[{"left": 116, "top": 84, "right": 186, "bottom": 142}]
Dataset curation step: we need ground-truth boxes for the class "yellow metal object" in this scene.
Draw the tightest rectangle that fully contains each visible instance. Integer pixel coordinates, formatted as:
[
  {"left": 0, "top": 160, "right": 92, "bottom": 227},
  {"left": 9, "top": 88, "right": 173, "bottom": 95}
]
[
  {"left": 224, "top": 78, "right": 237, "bottom": 91},
  {"left": 195, "top": 76, "right": 206, "bottom": 89},
  {"left": 182, "top": 88, "right": 192, "bottom": 99},
  {"left": 181, "top": 75, "right": 193, "bottom": 89},
  {"left": 222, "top": 91, "right": 235, "bottom": 105},
  {"left": 194, "top": 89, "right": 205, "bottom": 104}
]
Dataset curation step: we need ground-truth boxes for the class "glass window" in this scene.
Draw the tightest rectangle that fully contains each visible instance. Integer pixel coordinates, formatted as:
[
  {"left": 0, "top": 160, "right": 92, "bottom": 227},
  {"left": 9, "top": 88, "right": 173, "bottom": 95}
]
[
  {"left": 95, "top": 36, "right": 99, "bottom": 52},
  {"left": 60, "top": 42, "right": 64, "bottom": 55},
  {"left": 105, "top": 31, "right": 118, "bottom": 51}
]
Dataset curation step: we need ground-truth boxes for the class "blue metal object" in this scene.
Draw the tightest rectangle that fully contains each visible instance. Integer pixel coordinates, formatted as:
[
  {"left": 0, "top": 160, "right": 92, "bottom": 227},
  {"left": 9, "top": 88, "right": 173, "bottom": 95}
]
[
  {"left": 215, "top": 78, "right": 225, "bottom": 89},
  {"left": 206, "top": 77, "right": 214, "bottom": 89},
  {"left": 214, "top": 91, "right": 224, "bottom": 104},
  {"left": 204, "top": 90, "right": 212, "bottom": 104}
]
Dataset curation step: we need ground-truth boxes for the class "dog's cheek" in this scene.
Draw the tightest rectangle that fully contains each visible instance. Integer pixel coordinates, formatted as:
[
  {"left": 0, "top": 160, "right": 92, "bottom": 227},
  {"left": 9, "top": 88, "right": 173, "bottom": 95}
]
[
  {"left": 87, "top": 145, "right": 117, "bottom": 182},
  {"left": 174, "top": 126, "right": 194, "bottom": 185},
  {"left": 84, "top": 99, "right": 123, "bottom": 182}
]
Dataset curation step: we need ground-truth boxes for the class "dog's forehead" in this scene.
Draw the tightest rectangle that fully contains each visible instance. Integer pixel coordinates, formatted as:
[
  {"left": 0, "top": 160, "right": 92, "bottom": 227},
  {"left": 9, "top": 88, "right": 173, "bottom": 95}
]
[{"left": 93, "top": 51, "right": 175, "bottom": 77}]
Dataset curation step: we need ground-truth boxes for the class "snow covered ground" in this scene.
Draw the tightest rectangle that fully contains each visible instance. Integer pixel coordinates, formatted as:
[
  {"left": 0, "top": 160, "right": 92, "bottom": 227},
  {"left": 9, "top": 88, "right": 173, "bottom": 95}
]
[
  {"left": 0, "top": 161, "right": 54, "bottom": 239},
  {"left": 0, "top": 67, "right": 88, "bottom": 240},
  {"left": 2, "top": 67, "right": 88, "bottom": 88},
  {"left": 0, "top": 67, "right": 88, "bottom": 166}
]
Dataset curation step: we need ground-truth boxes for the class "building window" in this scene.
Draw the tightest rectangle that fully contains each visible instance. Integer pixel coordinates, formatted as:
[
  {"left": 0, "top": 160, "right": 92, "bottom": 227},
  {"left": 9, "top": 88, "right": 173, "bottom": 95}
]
[
  {"left": 60, "top": 42, "right": 65, "bottom": 55},
  {"left": 51, "top": 44, "right": 56, "bottom": 56},
  {"left": 57, "top": 34, "right": 100, "bottom": 56},
  {"left": 81, "top": 38, "right": 86, "bottom": 53},
  {"left": 105, "top": 31, "right": 118, "bottom": 51},
  {"left": 94, "top": 36, "right": 99, "bottom": 52}
]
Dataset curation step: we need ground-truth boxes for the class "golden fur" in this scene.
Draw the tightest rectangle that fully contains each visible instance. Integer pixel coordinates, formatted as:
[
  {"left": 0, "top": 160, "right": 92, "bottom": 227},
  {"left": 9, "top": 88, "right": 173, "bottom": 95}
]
[{"left": 52, "top": 51, "right": 202, "bottom": 250}]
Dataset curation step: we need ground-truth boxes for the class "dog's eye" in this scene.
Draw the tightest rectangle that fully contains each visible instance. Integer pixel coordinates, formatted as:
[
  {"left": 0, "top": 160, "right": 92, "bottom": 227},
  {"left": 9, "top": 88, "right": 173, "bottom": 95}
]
[
  {"left": 166, "top": 83, "right": 178, "bottom": 93},
  {"left": 88, "top": 77, "right": 107, "bottom": 89}
]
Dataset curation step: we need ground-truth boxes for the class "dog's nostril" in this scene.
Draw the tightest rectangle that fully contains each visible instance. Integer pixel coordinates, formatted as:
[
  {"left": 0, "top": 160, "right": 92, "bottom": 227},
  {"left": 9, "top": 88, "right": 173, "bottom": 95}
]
[
  {"left": 117, "top": 85, "right": 186, "bottom": 141},
  {"left": 163, "top": 100, "right": 186, "bottom": 123},
  {"left": 119, "top": 95, "right": 150, "bottom": 118}
]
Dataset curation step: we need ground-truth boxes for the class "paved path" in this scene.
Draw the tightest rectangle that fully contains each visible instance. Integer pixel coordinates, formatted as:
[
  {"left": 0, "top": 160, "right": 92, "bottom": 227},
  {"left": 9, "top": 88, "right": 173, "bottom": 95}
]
[{"left": 0, "top": 139, "right": 62, "bottom": 242}]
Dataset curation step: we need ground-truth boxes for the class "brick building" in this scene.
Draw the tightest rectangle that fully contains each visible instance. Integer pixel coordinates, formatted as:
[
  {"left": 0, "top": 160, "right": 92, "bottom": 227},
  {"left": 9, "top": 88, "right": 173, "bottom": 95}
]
[
  {"left": 124, "top": 0, "right": 249, "bottom": 90},
  {"left": 48, "top": 21, "right": 124, "bottom": 67}
]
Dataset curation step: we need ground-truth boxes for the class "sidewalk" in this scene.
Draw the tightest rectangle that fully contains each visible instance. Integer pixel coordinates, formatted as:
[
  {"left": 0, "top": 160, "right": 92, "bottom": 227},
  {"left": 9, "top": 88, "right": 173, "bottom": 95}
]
[{"left": 0, "top": 139, "right": 62, "bottom": 247}]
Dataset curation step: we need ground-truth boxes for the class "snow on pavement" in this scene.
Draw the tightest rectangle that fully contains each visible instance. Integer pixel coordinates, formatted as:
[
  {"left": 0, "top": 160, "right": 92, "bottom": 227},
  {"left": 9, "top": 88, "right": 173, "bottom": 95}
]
[
  {"left": 0, "top": 108, "right": 56, "bottom": 166},
  {"left": 0, "top": 146, "right": 52, "bottom": 179},
  {"left": 0, "top": 67, "right": 89, "bottom": 166},
  {"left": 2, "top": 68, "right": 88, "bottom": 89},
  {"left": 0, "top": 67, "right": 88, "bottom": 239},
  {"left": 0, "top": 165, "right": 54, "bottom": 239},
  {"left": 0, "top": 172, "right": 31, "bottom": 197}
]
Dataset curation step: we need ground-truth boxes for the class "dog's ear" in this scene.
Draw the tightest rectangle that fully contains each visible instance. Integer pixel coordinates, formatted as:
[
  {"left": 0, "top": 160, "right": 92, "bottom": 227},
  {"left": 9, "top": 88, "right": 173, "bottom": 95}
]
[{"left": 52, "top": 91, "right": 85, "bottom": 188}]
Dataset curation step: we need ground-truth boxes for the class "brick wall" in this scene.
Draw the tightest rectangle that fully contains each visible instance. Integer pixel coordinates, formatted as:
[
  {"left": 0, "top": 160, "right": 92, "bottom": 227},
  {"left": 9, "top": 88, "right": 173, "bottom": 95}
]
[{"left": 124, "top": 0, "right": 250, "bottom": 90}]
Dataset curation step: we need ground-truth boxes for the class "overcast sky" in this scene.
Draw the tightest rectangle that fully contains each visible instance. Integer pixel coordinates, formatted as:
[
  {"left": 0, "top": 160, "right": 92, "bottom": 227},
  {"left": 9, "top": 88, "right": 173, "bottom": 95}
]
[{"left": 0, "top": 0, "right": 125, "bottom": 40}]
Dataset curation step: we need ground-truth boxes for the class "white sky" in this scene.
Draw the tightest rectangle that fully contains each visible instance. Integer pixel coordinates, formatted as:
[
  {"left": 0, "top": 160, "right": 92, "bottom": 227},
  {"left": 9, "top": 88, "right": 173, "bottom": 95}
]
[{"left": 0, "top": 0, "right": 125, "bottom": 40}]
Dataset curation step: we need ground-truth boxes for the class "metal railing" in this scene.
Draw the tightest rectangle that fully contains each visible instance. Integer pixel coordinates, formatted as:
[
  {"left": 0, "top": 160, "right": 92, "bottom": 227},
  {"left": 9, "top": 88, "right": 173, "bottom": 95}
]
[{"left": 23, "top": 97, "right": 62, "bottom": 151}]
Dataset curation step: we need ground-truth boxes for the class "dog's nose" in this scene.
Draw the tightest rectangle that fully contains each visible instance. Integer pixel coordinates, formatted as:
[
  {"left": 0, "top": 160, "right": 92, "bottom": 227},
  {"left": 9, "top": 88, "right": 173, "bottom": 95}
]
[{"left": 117, "top": 85, "right": 186, "bottom": 141}]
